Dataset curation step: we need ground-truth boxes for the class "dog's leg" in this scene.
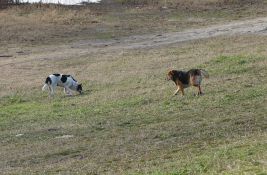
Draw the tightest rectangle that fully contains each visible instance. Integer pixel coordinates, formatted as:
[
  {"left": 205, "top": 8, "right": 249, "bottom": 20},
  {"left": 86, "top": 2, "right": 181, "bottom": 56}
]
[
  {"left": 180, "top": 87, "right": 185, "bottom": 96},
  {"left": 173, "top": 87, "right": 180, "bottom": 96},
  {"left": 65, "top": 88, "right": 72, "bottom": 96},
  {"left": 50, "top": 84, "right": 57, "bottom": 97},
  {"left": 65, "top": 86, "right": 73, "bottom": 96},
  {"left": 48, "top": 85, "right": 52, "bottom": 96},
  {"left": 50, "top": 86, "right": 55, "bottom": 97},
  {"left": 197, "top": 85, "right": 203, "bottom": 95},
  {"left": 64, "top": 88, "right": 69, "bottom": 95}
]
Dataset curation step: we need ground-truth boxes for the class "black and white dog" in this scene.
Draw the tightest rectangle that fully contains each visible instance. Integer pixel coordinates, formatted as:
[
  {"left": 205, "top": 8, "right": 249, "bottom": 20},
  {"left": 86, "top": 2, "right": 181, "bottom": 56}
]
[{"left": 42, "top": 74, "right": 83, "bottom": 96}]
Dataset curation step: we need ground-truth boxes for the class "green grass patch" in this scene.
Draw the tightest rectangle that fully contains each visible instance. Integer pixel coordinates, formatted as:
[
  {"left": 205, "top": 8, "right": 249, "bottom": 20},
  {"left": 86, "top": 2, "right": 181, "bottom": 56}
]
[
  {"left": 202, "top": 55, "right": 266, "bottom": 75},
  {"left": 147, "top": 137, "right": 267, "bottom": 175}
]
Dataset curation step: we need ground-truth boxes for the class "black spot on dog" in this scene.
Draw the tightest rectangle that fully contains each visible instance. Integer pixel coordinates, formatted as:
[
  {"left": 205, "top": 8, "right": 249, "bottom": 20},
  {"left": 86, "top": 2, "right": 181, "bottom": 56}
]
[
  {"left": 61, "top": 75, "right": 68, "bottom": 83},
  {"left": 71, "top": 77, "right": 77, "bottom": 82},
  {"left": 45, "top": 77, "right": 52, "bottom": 84},
  {"left": 171, "top": 70, "right": 189, "bottom": 85},
  {"left": 177, "top": 71, "right": 189, "bottom": 85},
  {"left": 53, "top": 73, "right": 60, "bottom": 76}
]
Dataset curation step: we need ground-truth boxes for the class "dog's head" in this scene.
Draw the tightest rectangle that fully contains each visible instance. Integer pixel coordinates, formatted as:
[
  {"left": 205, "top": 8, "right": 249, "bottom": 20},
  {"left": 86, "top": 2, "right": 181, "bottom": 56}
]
[
  {"left": 77, "top": 84, "right": 83, "bottom": 94},
  {"left": 166, "top": 70, "right": 175, "bottom": 81}
]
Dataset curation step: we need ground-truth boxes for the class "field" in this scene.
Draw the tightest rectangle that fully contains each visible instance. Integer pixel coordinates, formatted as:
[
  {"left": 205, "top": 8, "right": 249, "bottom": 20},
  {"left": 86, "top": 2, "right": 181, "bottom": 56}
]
[{"left": 0, "top": 0, "right": 267, "bottom": 174}]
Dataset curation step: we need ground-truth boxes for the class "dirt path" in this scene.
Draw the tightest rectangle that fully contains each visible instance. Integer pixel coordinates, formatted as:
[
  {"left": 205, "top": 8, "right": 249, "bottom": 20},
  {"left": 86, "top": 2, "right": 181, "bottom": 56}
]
[
  {"left": 0, "top": 16, "right": 267, "bottom": 97},
  {"left": 1, "top": 17, "right": 267, "bottom": 66},
  {"left": 73, "top": 17, "right": 267, "bottom": 50}
]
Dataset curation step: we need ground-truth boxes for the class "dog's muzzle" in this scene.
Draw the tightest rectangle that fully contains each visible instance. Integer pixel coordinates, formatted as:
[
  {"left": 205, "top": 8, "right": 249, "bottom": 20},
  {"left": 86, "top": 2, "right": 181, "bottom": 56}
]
[{"left": 166, "top": 76, "right": 171, "bottom": 81}]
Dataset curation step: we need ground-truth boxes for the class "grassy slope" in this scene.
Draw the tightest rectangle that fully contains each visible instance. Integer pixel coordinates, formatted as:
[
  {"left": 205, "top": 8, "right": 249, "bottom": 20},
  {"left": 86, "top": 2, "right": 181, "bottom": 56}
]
[
  {"left": 0, "top": 34, "right": 266, "bottom": 174},
  {"left": 1, "top": 0, "right": 267, "bottom": 46}
]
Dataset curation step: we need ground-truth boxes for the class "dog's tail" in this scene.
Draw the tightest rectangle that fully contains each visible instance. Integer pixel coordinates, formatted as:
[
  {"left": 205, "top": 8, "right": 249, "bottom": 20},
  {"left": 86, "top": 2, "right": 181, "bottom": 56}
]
[
  {"left": 200, "top": 69, "right": 209, "bottom": 78},
  {"left": 42, "top": 77, "right": 51, "bottom": 91}
]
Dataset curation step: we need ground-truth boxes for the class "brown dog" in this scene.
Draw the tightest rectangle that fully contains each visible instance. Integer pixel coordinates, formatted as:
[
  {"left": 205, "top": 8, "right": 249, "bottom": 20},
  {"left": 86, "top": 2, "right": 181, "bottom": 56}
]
[{"left": 167, "top": 69, "right": 209, "bottom": 96}]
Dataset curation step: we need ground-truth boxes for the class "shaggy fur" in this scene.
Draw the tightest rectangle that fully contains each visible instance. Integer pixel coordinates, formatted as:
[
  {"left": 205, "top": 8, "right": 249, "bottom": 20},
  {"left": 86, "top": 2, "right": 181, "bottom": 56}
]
[{"left": 167, "top": 69, "right": 209, "bottom": 96}]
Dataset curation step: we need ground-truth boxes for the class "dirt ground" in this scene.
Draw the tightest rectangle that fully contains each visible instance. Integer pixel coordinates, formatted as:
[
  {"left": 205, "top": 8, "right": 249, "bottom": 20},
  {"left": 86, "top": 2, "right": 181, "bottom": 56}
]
[
  {"left": 1, "top": 17, "right": 267, "bottom": 98},
  {"left": 2, "top": 16, "right": 267, "bottom": 59}
]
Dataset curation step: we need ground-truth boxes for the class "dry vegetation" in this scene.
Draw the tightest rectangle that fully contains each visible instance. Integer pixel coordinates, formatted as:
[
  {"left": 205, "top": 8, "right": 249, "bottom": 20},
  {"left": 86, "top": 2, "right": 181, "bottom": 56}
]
[
  {"left": 0, "top": 0, "right": 267, "bottom": 174},
  {"left": 1, "top": 0, "right": 267, "bottom": 46},
  {"left": 1, "top": 34, "right": 267, "bottom": 174}
]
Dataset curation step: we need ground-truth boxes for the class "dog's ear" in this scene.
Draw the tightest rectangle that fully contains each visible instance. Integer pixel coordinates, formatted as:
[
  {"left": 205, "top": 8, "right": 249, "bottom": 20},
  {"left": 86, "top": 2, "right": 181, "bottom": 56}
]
[
  {"left": 77, "top": 84, "right": 83, "bottom": 94},
  {"left": 166, "top": 70, "right": 173, "bottom": 80}
]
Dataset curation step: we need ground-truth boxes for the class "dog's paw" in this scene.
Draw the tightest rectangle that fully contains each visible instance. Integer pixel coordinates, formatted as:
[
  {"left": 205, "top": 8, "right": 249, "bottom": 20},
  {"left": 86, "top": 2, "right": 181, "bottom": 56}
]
[{"left": 195, "top": 92, "right": 204, "bottom": 96}]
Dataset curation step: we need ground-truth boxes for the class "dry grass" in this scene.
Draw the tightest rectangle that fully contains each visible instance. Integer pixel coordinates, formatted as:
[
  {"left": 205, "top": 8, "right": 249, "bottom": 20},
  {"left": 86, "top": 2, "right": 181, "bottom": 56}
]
[
  {"left": 0, "top": 2, "right": 267, "bottom": 174},
  {"left": 0, "top": 34, "right": 267, "bottom": 174},
  {"left": 0, "top": 4, "right": 102, "bottom": 45},
  {"left": 1, "top": 34, "right": 267, "bottom": 98},
  {"left": 1, "top": 1, "right": 267, "bottom": 46},
  {"left": 116, "top": 0, "right": 266, "bottom": 9}
]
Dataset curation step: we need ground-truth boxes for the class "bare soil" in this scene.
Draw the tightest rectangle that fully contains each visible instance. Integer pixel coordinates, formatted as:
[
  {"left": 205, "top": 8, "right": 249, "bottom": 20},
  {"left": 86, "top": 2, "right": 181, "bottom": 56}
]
[{"left": 1, "top": 17, "right": 267, "bottom": 67}]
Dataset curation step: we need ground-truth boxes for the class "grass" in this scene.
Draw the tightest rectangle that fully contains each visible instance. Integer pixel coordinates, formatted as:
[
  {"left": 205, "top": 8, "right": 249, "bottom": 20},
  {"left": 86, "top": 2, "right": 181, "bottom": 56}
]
[
  {"left": 0, "top": 33, "right": 267, "bottom": 174},
  {"left": 1, "top": 0, "right": 267, "bottom": 46},
  {"left": 1, "top": 1, "right": 267, "bottom": 174}
]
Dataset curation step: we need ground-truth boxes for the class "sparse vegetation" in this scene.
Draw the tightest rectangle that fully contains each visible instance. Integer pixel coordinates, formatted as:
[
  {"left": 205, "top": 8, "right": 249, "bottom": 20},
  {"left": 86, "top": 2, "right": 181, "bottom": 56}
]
[
  {"left": 1, "top": 0, "right": 267, "bottom": 46},
  {"left": 0, "top": 1, "right": 267, "bottom": 174}
]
